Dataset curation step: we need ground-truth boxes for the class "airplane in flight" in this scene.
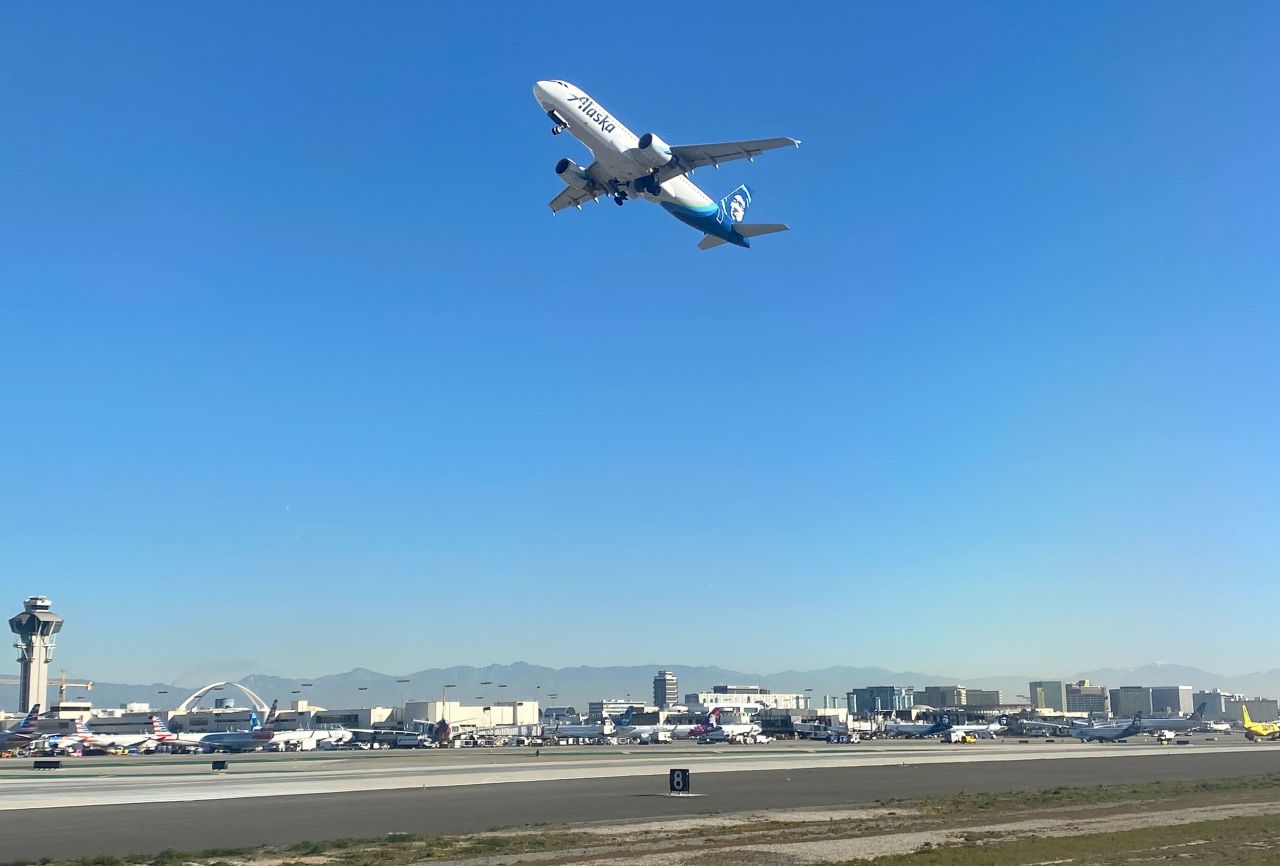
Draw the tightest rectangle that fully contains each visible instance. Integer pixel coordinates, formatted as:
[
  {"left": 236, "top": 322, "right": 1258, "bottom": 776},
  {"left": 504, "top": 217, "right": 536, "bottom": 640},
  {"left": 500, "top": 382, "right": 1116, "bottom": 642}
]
[
  {"left": 1072, "top": 712, "right": 1143, "bottom": 743},
  {"left": 1241, "top": 706, "right": 1280, "bottom": 742},
  {"left": 0, "top": 705, "right": 42, "bottom": 750},
  {"left": 532, "top": 80, "right": 800, "bottom": 249}
]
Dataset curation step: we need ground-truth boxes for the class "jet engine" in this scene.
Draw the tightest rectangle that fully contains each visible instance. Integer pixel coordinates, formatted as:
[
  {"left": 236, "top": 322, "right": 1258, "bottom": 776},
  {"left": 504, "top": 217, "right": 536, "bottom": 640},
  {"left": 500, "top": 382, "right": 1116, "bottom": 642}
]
[
  {"left": 634, "top": 132, "right": 673, "bottom": 169},
  {"left": 554, "top": 158, "right": 593, "bottom": 191}
]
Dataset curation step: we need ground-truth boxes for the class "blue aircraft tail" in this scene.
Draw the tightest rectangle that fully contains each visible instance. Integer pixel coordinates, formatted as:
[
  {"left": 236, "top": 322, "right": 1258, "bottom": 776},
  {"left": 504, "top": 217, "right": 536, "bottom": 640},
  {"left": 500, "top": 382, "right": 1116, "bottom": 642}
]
[{"left": 718, "top": 184, "right": 753, "bottom": 225}]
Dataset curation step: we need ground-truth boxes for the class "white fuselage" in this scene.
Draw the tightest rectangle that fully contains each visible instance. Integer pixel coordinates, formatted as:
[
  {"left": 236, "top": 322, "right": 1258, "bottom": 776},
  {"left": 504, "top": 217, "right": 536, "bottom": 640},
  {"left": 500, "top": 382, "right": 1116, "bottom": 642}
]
[{"left": 532, "top": 80, "right": 714, "bottom": 211}]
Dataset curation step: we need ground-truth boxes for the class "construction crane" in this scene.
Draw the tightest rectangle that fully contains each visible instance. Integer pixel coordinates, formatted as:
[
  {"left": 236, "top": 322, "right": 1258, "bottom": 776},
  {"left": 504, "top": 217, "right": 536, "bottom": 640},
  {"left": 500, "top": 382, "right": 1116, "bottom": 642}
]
[{"left": 0, "top": 669, "right": 94, "bottom": 705}]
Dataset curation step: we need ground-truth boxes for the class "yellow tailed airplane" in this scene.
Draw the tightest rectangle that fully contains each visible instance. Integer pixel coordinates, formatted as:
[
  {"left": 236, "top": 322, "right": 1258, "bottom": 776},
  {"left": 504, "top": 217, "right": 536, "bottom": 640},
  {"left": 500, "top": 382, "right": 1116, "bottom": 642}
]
[{"left": 1241, "top": 706, "right": 1280, "bottom": 741}]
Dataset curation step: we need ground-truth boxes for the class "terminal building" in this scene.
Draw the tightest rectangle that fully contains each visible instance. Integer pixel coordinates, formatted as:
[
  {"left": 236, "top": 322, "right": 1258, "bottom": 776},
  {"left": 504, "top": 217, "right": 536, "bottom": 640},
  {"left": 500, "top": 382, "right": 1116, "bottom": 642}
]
[{"left": 684, "top": 685, "right": 809, "bottom": 712}]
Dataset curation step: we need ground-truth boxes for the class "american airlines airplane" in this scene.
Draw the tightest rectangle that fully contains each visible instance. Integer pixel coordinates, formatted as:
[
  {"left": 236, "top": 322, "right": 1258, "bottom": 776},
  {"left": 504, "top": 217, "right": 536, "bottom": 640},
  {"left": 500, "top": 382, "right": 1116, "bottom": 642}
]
[
  {"left": 532, "top": 80, "right": 800, "bottom": 249},
  {"left": 0, "top": 705, "right": 42, "bottom": 750}
]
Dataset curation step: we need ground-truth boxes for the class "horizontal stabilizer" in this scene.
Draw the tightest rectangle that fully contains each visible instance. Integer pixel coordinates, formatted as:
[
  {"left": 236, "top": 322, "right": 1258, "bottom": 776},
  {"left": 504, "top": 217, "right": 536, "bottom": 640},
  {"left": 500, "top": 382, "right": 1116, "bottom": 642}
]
[
  {"left": 698, "top": 234, "right": 729, "bottom": 250},
  {"left": 735, "top": 223, "right": 789, "bottom": 238}
]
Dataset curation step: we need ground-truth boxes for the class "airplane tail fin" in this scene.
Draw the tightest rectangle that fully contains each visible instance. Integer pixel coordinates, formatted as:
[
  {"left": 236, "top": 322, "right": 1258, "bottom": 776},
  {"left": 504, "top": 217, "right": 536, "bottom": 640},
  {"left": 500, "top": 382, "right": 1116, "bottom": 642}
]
[
  {"left": 718, "top": 184, "right": 753, "bottom": 224},
  {"left": 151, "top": 715, "right": 173, "bottom": 738},
  {"left": 1242, "top": 705, "right": 1253, "bottom": 726},
  {"left": 14, "top": 705, "right": 40, "bottom": 732},
  {"left": 1192, "top": 702, "right": 1206, "bottom": 721}
]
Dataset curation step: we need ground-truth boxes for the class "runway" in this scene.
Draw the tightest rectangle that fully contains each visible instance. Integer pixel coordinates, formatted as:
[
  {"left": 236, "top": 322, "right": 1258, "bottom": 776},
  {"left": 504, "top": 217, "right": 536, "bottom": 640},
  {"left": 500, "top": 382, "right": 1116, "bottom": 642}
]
[{"left": 2, "top": 739, "right": 1278, "bottom": 861}]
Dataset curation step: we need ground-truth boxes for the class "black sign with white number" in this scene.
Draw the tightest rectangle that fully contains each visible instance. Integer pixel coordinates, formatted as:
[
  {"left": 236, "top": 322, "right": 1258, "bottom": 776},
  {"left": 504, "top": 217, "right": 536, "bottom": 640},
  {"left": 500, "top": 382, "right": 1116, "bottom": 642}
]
[{"left": 669, "top": 768, "right": 691, "bottom": 794}]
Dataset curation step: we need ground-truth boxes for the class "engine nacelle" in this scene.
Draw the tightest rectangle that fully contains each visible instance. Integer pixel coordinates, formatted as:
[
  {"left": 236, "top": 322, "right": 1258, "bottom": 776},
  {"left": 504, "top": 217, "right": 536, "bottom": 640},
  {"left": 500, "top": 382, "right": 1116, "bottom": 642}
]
[
  {"left": 554, "top": 157, "right": 593, "bottom": 191},
  {"left": 634, "top": 132, "right": 673, "bottom": 169}
]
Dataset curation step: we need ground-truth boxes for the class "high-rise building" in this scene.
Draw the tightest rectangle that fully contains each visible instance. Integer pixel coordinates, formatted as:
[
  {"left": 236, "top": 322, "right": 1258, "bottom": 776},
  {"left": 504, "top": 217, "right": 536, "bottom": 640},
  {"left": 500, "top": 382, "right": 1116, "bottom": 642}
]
[
  {"left": 653, "top": 671, "right": 678, "bottom": 709},
  {"left": 9, "top": 596, "right": 64, "bottom": 713},
  {"left": 1067, "top": 680, "right": 1110, "bottom": 715},
  {"left": 965, "top": 689, "right": 1003, "bottom": 708},
  {"left": 921, "top": 685, "right": 967, "bottom": 708},
  {"left": 846, "top": 686, "right": 915, "bottom": 716},
  {"left": 1226, "top": 698, "right": 1280, "bottom": 724},
  {"left": 1149, "top": 686, "right": 1193, "bottom": 716},
  {"left": 1029, "top": 681, "right": 1068, "bottom": 712},
  {"left": 1109, "top": 686, "right": 1154, "bottom": 717},
  {"left": 1194, "top": 689, "right": 1241, "bottom": 720}
]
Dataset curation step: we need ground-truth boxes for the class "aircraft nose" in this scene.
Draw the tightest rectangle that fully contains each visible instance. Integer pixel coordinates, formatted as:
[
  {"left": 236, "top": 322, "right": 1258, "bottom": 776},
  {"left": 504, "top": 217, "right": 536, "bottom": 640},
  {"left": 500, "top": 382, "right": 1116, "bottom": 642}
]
[{"left": 533, "top": 80, "right": 552, "bottom": 101}]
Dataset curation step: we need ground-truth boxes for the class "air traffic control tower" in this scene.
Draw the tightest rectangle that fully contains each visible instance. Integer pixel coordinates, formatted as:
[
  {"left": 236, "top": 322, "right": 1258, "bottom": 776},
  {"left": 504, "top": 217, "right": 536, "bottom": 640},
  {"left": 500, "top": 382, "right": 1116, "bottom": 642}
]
[{"left": 9, "top": 596, "right": 63, "bottom": 713}]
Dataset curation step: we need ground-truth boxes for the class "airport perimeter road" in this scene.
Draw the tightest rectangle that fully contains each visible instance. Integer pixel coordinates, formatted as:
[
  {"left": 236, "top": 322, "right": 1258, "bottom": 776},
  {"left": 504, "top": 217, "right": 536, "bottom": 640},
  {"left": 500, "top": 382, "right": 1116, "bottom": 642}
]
[{"left": 3, "top": 746, "right": 1280, "bottom": 860}]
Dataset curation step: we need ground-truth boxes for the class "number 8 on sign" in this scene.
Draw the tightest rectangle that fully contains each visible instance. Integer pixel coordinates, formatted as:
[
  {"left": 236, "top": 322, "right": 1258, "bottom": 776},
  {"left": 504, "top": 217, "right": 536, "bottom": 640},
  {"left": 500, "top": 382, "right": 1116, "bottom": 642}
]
[{"left": 669, "top": 768, "right": 691, "bottom": 794}]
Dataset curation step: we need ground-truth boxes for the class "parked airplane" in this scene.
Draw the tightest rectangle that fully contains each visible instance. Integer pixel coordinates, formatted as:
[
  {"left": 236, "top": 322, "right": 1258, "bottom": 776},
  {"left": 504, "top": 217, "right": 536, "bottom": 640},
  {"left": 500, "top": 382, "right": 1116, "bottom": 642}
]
[
  {"left": 691, "top": 708, "right": 763, "bottom": 742},
  {"left": 612, "top": 707, "right": 673, "bottom": 744},
  {"left": 49, "top": 717, "right": 160, "bottom": 752},
  {"left": 1135, "top": 703, "right": 1207, "bottom": 734},
  {"left": 546, "top": 715, "right": 616, "bottom": 741},
  {"left": 532, "top": 80, "right": 800, "bottom": 249},
  {"left": 1073, "top": 712, "right": 1143, "bottom": 742},
  {"left": 671, "top": 709, "right": 718, "bottom": 740},
  {"left": 0, "top": 705, "right": 42, "bottom": 749},
  {"left": 1241, "top": 706, "right": 1280, "bottom": 742},
  {"left": 884, "top": 713, "right": 953, "bottom": 739},
  {"left": 946, "top": 715, "right": 1011, "bottom": 738}
]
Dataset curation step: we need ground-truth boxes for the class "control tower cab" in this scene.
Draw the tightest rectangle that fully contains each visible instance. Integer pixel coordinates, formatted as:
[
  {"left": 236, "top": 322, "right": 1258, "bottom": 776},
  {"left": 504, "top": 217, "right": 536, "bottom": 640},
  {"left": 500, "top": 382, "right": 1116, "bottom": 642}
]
[{"left": 10, "top": 596, "right": 63, "bottom": 713}]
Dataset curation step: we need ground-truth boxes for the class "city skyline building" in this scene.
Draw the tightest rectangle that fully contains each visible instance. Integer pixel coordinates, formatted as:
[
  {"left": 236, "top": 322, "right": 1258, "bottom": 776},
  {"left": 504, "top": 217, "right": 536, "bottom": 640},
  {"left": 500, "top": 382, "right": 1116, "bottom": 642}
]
[
  {"left": 652, "top": 671, "right": 678, "bottom": 709},
  {"left": 1029, "top": 681, "right": 1068, "bottom": 712}
]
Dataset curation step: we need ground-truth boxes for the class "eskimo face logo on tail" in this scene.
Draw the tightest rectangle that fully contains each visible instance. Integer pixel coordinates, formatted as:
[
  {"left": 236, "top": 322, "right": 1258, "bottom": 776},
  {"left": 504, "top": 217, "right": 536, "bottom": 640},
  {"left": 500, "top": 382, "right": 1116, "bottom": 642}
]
[
  {"left": 729, "top": 194, "right": 747, "bottom": 222},
  {"left": 566, "top": 95, "right": 616, "bottom": 134}
]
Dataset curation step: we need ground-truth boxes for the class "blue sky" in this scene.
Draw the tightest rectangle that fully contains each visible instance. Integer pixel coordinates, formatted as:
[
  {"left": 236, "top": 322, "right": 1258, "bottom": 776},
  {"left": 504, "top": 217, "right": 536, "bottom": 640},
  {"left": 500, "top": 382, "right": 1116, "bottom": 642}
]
[{"left": 2, "top": 3, "right": 1277, "bottom": 686}]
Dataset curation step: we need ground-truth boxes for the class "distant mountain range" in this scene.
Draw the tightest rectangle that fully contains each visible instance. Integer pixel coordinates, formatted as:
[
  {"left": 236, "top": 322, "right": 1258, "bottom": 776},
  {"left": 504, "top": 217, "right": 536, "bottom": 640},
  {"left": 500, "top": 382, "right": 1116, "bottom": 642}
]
[{"left": 5, "top": 661, "right": 1279, "bottom": 713}]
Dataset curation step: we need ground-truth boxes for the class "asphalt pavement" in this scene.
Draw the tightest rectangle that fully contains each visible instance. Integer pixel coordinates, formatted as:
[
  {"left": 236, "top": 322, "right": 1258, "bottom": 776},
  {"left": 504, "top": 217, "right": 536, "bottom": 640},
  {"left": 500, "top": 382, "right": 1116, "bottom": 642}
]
[{"left": 3, "top": 746, "right": 1280, "bottom": 861}]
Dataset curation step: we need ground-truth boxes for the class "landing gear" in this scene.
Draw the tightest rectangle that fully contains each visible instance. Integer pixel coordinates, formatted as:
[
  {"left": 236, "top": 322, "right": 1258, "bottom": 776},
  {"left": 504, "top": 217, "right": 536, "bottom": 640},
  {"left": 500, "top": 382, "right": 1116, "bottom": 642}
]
[
  {"left": 551, "top": 124, "right": 567, "bottom": 136},
  {"left": 613, "top": 191, "right": 628, "bottom": 206}
]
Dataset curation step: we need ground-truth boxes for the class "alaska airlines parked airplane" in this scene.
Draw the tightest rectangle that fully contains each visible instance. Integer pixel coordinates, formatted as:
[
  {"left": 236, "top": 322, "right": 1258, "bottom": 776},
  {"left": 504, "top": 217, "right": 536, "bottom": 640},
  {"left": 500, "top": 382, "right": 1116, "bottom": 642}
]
[
  {"left": 1073, "top": 712, "right": 1143, "bottom": 742},
  {"left": 885, "top": 714, "right": 953, "bottom": 739},
  {"left": 532, "top": 80, "right": 799, "bottom": 249},
  {"left": 0, "top": 705, "right": 41, "bottom": 749},
  {"left": 1241, "top": 705, "right": 1280, "bottom": 741}
]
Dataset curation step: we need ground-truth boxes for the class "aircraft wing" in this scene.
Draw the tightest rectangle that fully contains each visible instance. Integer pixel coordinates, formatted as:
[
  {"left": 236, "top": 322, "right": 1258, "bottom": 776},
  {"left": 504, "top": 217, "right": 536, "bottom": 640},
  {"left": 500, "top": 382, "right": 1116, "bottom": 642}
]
[
  {"left": 549, "top": 161, "right": 605, "bottom": 212},
  {"left": 658, "top": 137, "right": 800, "bottom": 181},
  {"left": 549, "top": 185, "right": 600, "bottom": 213}
]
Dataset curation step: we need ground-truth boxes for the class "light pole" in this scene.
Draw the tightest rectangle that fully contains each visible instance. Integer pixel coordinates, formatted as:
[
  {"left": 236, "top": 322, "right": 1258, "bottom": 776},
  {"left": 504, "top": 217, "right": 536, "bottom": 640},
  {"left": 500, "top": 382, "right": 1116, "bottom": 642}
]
[{"left": 396, "top": 678, "right": 411, "bottom": 721}]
